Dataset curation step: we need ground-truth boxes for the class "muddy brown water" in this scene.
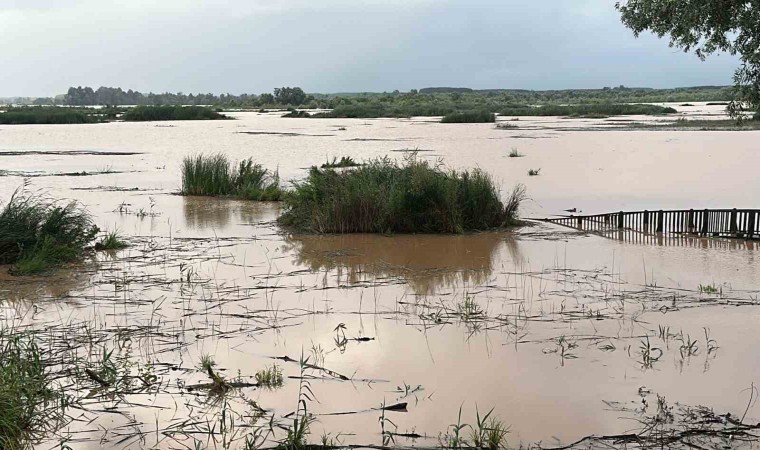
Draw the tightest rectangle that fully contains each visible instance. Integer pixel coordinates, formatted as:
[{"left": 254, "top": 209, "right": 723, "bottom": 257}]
[{"left": 2, "top": 103, "right": 760, "bottom": 449}]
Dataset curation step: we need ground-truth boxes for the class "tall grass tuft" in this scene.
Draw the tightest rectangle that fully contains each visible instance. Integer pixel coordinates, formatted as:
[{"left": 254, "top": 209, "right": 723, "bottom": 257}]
[
  {"left": 279, "top": 156, "right": 524, "bottom": 233},
  {"left": 181, "top": 154, "right": 283, "bottom": 201},
  {"left": 95, "top": 231, "right": 128, "bottom": 250},
  {"left": 0, "top": 189, "right": 99, "bottom": 275},
  {"left": 0, "top": 331, "right": 67, "bottom": 450},
  {"left": 441, "top": 110, "right": 496, "bottom": 123}
]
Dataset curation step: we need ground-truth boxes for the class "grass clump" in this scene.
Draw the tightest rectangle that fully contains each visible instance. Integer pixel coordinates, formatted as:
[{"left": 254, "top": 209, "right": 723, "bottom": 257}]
[
  {"left": 0, "top": 331, "right": 66, "bottom": 450},
  {"left": 441, "top": 110, "right": 496, "bottom": 123},
  {"left": 94, "top": 231, "right": 128, "bottom": 250},
  {"left": 320, "top": 156, "right": 361, "bottom": 169},
  {"left": 181, "top": 154, "right": 283, "bottom": 201},
  {"left": 0, "top": 189, "right": 99, "bottom": 275},
  {"left": 508, "top": 148, "right": 523, "bottom": 158},
  {"left": 123, "top": 105, "right": 228, "bottom": 121},
  {"left": 279, "top": 156, "right": 525, "bottom": 234},
  {"left": 255, "top": 364, "right": 284, "bottom": 388},
  {"left": 528, "top": 169, "right": 541, "bottom": 176}
]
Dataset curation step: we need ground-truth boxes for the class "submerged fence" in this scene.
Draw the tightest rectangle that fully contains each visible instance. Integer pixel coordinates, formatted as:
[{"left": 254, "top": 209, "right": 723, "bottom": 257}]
[{"left": 540, "top": 209, "right": 760, "bottom": 240}]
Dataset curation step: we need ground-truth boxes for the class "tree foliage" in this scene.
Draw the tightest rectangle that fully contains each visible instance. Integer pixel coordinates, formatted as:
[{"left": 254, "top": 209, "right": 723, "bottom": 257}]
[
  {"left": 616, "top": 0, "right": 760, "bottom": 116},
  {"left": 273, "top": 87, "right": 307, "bottom": 105}
]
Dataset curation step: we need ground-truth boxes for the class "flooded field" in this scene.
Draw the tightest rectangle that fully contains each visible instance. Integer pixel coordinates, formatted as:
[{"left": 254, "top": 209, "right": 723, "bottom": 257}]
[{"left": 3, "top": 103, "right": 760, "bottom": 449}]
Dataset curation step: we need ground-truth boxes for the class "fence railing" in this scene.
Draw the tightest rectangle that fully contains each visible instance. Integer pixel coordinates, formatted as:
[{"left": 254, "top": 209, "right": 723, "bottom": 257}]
[{"left": 539, "top": 209, "right": 760, "bottom": 240}]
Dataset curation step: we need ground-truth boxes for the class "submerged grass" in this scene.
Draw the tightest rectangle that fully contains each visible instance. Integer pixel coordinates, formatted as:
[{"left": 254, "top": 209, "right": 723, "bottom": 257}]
[
  {"left": 441, "top": 110, "right": 496, "bottom": 123},
  {"left": 0, "top": 189, "right": 99, "bottom": 274},
  {"left": 279, "top": 156, "right": 525, "bottom": 233},
  {"left": 181, "top": 154, "right": 283, "bottom": 201},
  {"left": 0, "top": 331, "right": 66, "bottom": 450}
]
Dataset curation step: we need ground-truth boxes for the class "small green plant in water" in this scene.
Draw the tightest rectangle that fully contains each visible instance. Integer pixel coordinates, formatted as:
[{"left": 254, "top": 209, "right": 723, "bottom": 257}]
[
  {"left": 456, "top": 296, "right": 485, "bottom": 322},
  {"left": 639, "top": 337, "right": 663, "bottom": 369},
  {"left": 199, "top": 354, "right": 229, "bottom": 394},
  {"left": 508, "top": 148, "right": 523, "bottom": 158},
  {"left": 528, "top": 168, "right": 541, "bottom": 176},
  {"left": 470, "top": 407, "right": 510, "bottom": 450},
  {"left": 95, "top": 230, "right": 128, "bottom": 250},
  {"left": 255, "top": 364, "right": 284, "bottom": 389},
  {"left": 699, "top": 283, "right": 721, "bottom": 295}
]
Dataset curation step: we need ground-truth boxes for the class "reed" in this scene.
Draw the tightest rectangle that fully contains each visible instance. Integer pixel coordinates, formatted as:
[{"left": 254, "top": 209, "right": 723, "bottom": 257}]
[
  {"left": 279, "top": 156, "right": 524, "bottom": 233},
  {"left": 0, "top": 189, "right": 99, "bottom": 274},
  {"left": 181, "top": 154, "right": 283, "bottom": 201}
]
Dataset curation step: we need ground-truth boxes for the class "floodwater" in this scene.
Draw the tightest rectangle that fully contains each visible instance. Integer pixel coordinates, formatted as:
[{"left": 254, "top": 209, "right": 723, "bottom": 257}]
[{"left": 2, "top": 103, "right": 760, "bottom": 449}]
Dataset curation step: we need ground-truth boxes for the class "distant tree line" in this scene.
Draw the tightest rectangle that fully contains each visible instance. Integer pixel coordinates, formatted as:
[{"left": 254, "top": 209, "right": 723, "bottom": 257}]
[
  {"left": 59, "top": 86, "right": 313, "bottom": 107},
  {"left": 5, "top": 85, "right": 733, "bottom": 116}
]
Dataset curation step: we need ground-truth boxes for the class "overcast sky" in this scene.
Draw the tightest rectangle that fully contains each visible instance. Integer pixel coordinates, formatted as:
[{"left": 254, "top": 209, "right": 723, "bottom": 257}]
[{"left": 0, "top": 0, "right": 740, "bottom": 96}]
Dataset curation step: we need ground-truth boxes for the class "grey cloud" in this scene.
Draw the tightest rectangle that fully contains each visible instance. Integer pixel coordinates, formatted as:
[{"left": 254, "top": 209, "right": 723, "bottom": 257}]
[{"left": 0, "top": 0, "right": 739, "bottom": 96}]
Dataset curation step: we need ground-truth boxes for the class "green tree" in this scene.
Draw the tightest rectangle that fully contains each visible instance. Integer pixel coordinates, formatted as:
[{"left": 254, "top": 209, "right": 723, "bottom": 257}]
[
  {"left": 273, "top": 87, "right": 306, "bottom": 106},
  {"left": 616, "top": 0, "right": 760, "bottom": 117}
]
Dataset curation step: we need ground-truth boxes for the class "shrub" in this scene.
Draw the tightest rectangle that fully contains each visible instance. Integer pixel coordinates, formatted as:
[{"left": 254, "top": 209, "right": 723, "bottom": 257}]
[
  {"left": 181, "top": 154, "right": 283, "bottom": 201},
  {"left": 279, "top": 156, "right": 524, "bottom": 233},
  {"left": 0, "top": 190, "right": 99, "bottom": 275},
  {"left": 122, "top": 105, "right": 228, "bottom": 121},
  {"left": 441, "top": 110, "right": 496, "bottom": 123}
]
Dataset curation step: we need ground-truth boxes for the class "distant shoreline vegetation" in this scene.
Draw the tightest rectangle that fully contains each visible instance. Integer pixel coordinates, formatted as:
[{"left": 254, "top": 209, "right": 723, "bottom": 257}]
[
  {"left": 122, "top": 105, "right": 229, "bottom": 121},
  {"left": 441, "top": 110, "right": 496, "bottom": 123},
  {"left": 498, "top": 103, "right": 677, "bottom": 117},
  {"left": 0, "top": 107, "right": 113, "bottom": 124},
  {"left": 0, "top": 105, "right": 228, "bottom": 124},
  {"left": 4, "top": 85, "right": 732, "bottom": 111}
]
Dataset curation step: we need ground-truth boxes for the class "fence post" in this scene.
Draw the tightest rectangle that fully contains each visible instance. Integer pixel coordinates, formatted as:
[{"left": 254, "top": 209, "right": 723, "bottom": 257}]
[
  {"left": 749, "top": 212, "right": 756, "bottom": 239},
  {"left": 701, "top": 209, "right": 709, "bottom": 235},
  {"left": 730, "top": 208, "right": 738, "bottom": 234},
  {"left": 618, "top": 211, "right": 624, "bottom": 228},
  {"left": 656, "top": 210, "right": 664, "bottom": 233},
  {"left": 643, "top": 210, "right": 649, "bottom": 229},
  {"left": 688, "top": 209, "right": 695, "bottom": 232}
]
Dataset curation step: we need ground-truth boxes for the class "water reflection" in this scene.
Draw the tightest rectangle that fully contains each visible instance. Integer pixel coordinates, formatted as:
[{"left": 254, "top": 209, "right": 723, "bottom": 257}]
[
  {"left": 0, "top": 260, "right": 97, "bottom": 304},
  {"left": 182, "top": 196, "right": 278, "bottom": 231},
  {"left": 284, "top": 232, "right": 521, "bottom": 294},
  {"left": 549, "top": 223, "right": 758, "bottom": 250}
]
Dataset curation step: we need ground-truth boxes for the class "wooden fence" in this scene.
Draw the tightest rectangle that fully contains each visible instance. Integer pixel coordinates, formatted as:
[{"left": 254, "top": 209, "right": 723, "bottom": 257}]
[{"left": 539, "top": 209, "right": 760, "bottom": 240}]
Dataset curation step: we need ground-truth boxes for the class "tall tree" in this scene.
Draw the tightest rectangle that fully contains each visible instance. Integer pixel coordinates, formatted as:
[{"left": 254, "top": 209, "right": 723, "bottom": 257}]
[{"left": 616, "top": 0, "right": 760, "bottom": 117}]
